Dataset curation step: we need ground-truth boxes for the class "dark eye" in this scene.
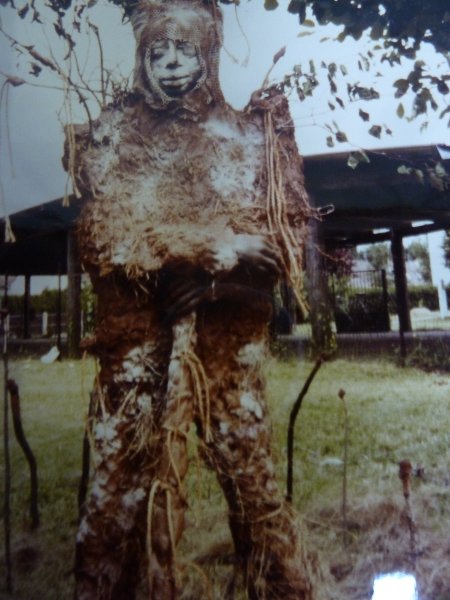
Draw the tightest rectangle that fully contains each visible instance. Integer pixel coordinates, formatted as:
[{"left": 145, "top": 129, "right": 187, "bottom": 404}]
[
  {"left": 177, "top": 41, "right": 197, "bottom": 58},
  {"left": 150, "top": 40, "right": 169, "bottom": 60}
]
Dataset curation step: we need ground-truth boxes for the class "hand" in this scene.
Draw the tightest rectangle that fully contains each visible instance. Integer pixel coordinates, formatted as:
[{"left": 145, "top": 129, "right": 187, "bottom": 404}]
[
  {"left": 235, "top": 234, "right": 282, "bottom": 278},
  {"left": 161, "top": 271, "right": 211, "bottom": 323}
]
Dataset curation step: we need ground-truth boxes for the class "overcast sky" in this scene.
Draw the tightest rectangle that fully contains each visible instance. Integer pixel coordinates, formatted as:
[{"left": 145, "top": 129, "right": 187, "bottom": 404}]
[{"left": 1, "top": 0, "right": 449, "bottom": 218}]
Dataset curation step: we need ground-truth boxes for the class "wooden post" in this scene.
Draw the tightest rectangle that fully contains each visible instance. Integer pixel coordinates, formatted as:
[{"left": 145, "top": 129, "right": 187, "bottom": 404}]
[
  {"left": 23, "top": 274, "right": 31, "bottom": 339},
  {"left": 56, "top": 271, "right": 62, "bottom": 350},
  {"left": 67, "top": 231, "right": 82, "bottom": 358},
  {"left": 391, "top": 230, "right": 411, "bottom": 360},
  {"left": 305, "top": 217, "right": 337, "bottom": 358},
  {"left": 381, "top": 269, "right": 390, "bottom": 331}
]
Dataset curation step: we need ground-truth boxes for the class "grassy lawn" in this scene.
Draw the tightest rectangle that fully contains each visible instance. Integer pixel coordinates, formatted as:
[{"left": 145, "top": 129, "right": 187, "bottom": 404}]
[{"left": 1, "top": 356, "right": 449, "bottom": 599}]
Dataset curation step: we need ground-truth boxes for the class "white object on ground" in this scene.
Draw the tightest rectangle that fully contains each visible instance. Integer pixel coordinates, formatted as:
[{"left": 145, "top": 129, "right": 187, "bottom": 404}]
[{"left": 40, "top": 345, "right": 60, "bottom": 364}]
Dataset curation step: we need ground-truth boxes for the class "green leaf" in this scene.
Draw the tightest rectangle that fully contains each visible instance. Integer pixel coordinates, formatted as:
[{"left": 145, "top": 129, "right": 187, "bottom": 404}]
[
  {"left": 359, "top": 109, "right": 370, "bottom": 121},
  {"left": 326, "top": 136, "right": 334, "bottom": 148},
  {"left": 336, "top": 131, "right": 348, "bottom": 143},
  {"left": 397, "top": 103, "right": 405, "bottom": 118},
  {"left": 18, "top": 4, "right": 29, "bottom": 18},
  {"left": 394, "top": 79, "right": 409, "bottom": 98},
  {"left": 437, "top": 80, "right": 450, "bottom": 94},
  {"left": 303, "top": 19, "right": 315, "bottom": 27},
  {"left": 346, "top": 151, "right": 370, "bottom": 169},
  {"left": 414, "top": 169, "right": 425, "bottom": 185},
  {"left": 398, "top": 165, "right": 413, "bottom": 175},
  {"left": 264, "top": 0, "right": 279, "bottom": 10},
  {"left": 435, "top": 162, "right": 447, "bottom": 178},
  {"left": 368, "top": 125, "right": 382, "bottom": 138},
  {"left": 328, "top": 63, "right": 337, "bottom": 77}
]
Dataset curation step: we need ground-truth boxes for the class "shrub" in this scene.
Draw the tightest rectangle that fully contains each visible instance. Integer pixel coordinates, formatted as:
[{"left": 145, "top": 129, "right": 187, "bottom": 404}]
[{"left": 407, "top": 285, "right": 439, "bottom": 311}]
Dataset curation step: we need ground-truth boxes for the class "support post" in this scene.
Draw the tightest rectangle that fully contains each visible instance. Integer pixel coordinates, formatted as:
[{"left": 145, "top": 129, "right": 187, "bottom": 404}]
[
  {"left": 305, "top": 217, "right": 336, "bottom": 358},
  {"left": 380, "top": 269, "right": 390, "bottom": 331},
  {"left": 56, "top": 271, "right": 62, "bottom": 349},
  {"left": 67, "top": 231, "right": 82, "bottom": 358},
  {"left": 391, "top": 231, "right": 411, "bottom": 360},
  {"left": 23, "top": 274, "right": 31, "bottom": 339}
]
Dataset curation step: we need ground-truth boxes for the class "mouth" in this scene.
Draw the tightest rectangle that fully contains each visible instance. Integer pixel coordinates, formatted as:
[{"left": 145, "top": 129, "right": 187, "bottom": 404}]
[{"left": 160, "top": 76, "right": 191, "bottom": 86}]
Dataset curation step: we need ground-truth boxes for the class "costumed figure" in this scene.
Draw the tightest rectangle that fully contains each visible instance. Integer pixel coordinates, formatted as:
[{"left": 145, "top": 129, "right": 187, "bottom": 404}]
[{"left": 65, "top": 1, "right": 316, "bottom": 598}]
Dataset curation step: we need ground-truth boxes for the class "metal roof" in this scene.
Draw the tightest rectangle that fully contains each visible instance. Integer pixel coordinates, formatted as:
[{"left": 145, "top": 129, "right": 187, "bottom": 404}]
[
  {"left": 0, "top": 197, "right": 83, "bottom": 275},
  {"left": 1, "top": 144, "right": 450, "bottom": 275},
  {"left": 304, "top": 143, "right": 450, "bottom": 246}
]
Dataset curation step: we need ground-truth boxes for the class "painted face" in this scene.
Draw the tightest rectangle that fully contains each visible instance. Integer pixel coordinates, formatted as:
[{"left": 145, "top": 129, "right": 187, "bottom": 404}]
[{"left": 148, "top": 38, "right": 203, "bottom": 97}]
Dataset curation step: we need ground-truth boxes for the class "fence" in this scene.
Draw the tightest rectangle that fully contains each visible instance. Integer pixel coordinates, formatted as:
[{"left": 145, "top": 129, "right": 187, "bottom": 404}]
[
  {"left": 8, "top": 312, "right": 66, "bottom": 340},
  {"left": 331, "top": 270, "right": 390, "bottom": 334}
]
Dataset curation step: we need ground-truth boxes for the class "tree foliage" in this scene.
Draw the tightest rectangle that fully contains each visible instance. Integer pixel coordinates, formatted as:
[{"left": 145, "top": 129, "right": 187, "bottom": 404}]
[
  {"left": 358, "top": 242, "right": 391, "bottom": 272},
  {"left": 405, "top": 240, "right": 431, "bottom": 283},
  {"left": 443, "top": 231, "right": 450, "bottom": 270},
  {"left": 2, "top": 0, "right": 450, "bottom": 142}
]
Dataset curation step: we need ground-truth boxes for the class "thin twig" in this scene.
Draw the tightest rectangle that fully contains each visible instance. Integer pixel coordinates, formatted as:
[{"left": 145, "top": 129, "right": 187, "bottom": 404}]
[
  {"left": 286, "top": 356, "right": 324, "bottom": 503},
  {"left": 87, "top": 19, "right": 106, "bottom": 107},
  {"left": 6, "top": 379, "right": 39, "bottom": 529},
  {"left": 0, "top": 24, "right": 94, "bottom": 135}
]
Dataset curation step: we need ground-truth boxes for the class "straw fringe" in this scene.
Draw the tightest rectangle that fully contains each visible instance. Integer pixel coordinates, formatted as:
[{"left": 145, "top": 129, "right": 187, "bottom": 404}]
[{"left": 264, "top": 110, "right": 307, "bottom": 317}]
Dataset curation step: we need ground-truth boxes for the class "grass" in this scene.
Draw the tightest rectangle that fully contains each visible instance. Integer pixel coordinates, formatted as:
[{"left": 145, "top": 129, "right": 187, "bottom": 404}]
[{"left": 1, "top": 356, "right": 450, "bottom": 598}]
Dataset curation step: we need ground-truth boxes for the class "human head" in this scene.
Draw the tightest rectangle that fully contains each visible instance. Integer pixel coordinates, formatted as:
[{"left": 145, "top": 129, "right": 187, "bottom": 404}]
[
  {"left": 132, "top": 0, "right": 224, "bottom": 110},
  {"left": 148, "top": 38, "right": 203, "bottom": 97}
]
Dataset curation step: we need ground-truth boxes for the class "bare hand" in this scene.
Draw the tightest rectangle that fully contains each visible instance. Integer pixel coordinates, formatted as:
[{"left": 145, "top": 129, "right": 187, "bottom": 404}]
[
  {"left": 235, "top": 234, "right": 282, "bottom": 278},
  {"left": 161, "top": 271, "right": 210, "bottom": 323}
]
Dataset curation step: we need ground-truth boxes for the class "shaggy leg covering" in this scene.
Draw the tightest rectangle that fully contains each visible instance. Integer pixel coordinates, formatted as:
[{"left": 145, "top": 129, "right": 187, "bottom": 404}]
[
  {"left": 74, "top": 280, "right": 172, "bottom": 600},
  {"left": 197, "top": 298, "right": 314, "bottom": 600}
]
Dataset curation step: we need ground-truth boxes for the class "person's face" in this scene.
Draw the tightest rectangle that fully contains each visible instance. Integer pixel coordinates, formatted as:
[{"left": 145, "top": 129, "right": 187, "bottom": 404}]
[{"left": 149, "top": 38, "right": 202, "bottom": 97}]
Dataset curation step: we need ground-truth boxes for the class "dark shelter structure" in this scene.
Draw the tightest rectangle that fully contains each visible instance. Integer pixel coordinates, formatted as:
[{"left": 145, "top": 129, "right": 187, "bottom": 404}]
[{"left": 1, "top": 143, "right": 450, "bottom": 353}]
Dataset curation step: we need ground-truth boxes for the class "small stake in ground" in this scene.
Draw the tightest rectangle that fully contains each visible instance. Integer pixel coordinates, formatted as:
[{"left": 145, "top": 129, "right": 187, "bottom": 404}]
[
  {"left": 338, "top": 388, "right": 349, "bottom": 547},
  {"left": 398, "top": 459, "right": 417, "bottom": 560}
]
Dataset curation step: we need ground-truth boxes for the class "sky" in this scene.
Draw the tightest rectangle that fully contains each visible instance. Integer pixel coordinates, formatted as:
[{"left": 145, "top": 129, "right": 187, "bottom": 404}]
[{"left": 1, "top": 0, "right": 450, "bottom": 295}]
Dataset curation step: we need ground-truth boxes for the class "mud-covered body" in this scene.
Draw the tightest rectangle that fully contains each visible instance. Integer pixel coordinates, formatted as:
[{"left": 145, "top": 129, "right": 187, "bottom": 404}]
[
  {"left": 71, "top": 93, "right": 308, "bottom": 281},
  {"left": 69, "top": 2, "right": 315, "bottom": 598}
]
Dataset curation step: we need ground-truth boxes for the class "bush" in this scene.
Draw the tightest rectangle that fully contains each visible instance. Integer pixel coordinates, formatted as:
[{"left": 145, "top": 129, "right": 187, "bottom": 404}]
[
  {"left": 337, "top": 284, "right": 439, "bottom": 316},
  {"left": 407, "top": 285, "right": 439, "bottom": 311},
  {"left": 6, "top": 289, "right": 67, "bottom": 313},
  {"left": 402, "top": 339, "right": 450, "bottom": 372}
]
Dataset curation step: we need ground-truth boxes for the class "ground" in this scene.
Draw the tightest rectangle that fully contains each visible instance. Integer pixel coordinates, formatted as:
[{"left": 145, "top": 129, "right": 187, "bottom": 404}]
[{"left": 1, "top": 356, "right": 450, "bottom": 599}]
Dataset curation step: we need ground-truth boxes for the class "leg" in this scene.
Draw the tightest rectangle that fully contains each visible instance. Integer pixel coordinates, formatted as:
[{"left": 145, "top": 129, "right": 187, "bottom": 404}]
[
  {"left": 75, "top": 282, "right": 172, "bottom": 599},
  {"left": 147, "top": 314, "right": 197, "bottom": 600},
  {"left": 196, "top": 299, "right": 314, "bottom": 600}
]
